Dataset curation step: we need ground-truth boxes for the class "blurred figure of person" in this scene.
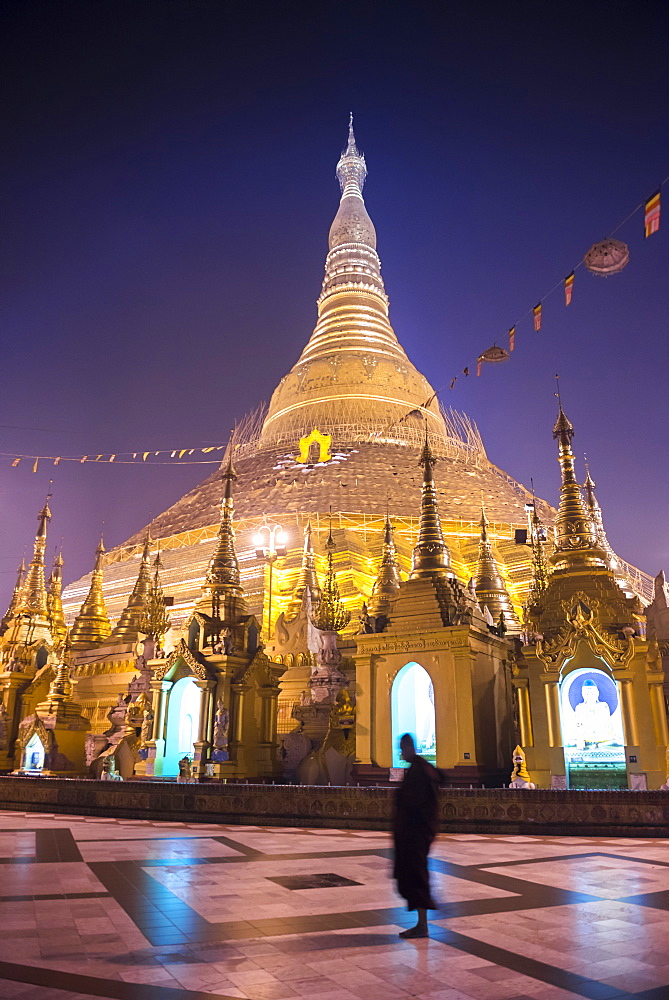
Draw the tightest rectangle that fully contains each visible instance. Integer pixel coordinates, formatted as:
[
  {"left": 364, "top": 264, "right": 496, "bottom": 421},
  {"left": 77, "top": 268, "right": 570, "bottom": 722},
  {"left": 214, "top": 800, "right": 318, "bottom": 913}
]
[{"left": 392, "top": 732, "right": 441, "bottom": 937}]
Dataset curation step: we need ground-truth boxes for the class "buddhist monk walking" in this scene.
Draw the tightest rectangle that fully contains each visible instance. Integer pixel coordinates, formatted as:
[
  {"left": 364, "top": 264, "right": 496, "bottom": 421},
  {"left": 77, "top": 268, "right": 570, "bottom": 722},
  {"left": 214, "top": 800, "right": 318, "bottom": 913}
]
[{"left": 392, "top": 732, "right": 441, "bottom": 937}]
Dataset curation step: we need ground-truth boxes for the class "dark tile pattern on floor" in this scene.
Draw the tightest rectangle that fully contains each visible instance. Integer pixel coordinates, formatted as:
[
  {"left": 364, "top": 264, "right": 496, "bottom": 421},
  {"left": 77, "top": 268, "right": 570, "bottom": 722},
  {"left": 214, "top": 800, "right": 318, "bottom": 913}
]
[
  {"left": 268, "top": 872, "right": 363, "bottom": 890},
  {"left": 0, "top": 814, "right": 667, "bottom": 998}
]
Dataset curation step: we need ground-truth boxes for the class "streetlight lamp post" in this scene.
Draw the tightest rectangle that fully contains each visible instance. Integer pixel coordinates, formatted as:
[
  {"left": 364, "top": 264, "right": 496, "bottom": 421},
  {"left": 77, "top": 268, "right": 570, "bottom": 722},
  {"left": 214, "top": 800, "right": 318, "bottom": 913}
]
[{"left": 253, "top": 523, "right": 287, "bottom": 638}]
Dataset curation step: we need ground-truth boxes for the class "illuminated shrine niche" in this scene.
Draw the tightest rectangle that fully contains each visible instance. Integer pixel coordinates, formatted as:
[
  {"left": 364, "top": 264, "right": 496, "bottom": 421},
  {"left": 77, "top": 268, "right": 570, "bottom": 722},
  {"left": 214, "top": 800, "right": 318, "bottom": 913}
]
[
  {"left": 391, "top": 661, "right": 436, "bottom": 767},
  {"left": 164, "top": 676, "right": 202, "bottom": 776},
  {"left": 560, "top": 666, "right": 626, "bottom": 789},
  {"left": 24, "top": 733, "right": 45, "bottom": 771}
]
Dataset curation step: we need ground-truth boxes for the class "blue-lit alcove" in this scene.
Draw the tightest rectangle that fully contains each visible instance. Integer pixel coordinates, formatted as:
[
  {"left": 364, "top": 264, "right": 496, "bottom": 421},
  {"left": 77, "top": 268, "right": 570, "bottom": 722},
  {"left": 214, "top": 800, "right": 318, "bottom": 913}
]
[
  {"left": 163, "top": 676, "right": 201, "bottom": 776},
  {"left": 391, "top": 661, "right": 436, "bottom": 767}
]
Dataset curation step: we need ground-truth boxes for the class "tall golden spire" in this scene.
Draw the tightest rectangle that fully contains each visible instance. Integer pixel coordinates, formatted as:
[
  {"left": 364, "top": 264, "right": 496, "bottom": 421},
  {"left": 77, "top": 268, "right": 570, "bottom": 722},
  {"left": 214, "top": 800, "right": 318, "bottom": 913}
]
[
  {"left": 196, "top": 454, "right": 248, "bottom": 621},
  {"left": 47, "top": 551, "right": 67, "bottom": 649},
  {"left": 69, "top": 535, "right": 112, "bottom": 649},
  {"left": 309, "top": 524, "right": 351, "bottom": 632},
  {"left": 368, "top": 513, "right": 402, "bottom": 616},
  {"left": 551, "top": 406, "right": 607, "bottom": 572},
  {"left": 110, "top": 532, "right": 153, "bottom": 642},
  {"left": 0, "top": 558, "right": 25, "bottom": 634},
  {"left": 474, "top": 505, "right": 520, "bottom": 632},
  {"left": 18, "top": 496, "right": 52, "bottom": 619},
  {"left": 260, "top": 118, "right": 448, "bottom": 449},
  {"left": 410, "top": 433, "right": 451, "bottom": 579},
  {"left": 286, "top": 521, "right": 321, "bottom": 619}
]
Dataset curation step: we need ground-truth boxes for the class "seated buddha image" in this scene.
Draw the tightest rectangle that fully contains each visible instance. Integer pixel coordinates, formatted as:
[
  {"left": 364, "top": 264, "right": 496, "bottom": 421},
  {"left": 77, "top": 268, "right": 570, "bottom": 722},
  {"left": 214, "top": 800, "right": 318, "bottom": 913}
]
[{"left": 573, "top": 679, "right": 618, "bottom": 749}]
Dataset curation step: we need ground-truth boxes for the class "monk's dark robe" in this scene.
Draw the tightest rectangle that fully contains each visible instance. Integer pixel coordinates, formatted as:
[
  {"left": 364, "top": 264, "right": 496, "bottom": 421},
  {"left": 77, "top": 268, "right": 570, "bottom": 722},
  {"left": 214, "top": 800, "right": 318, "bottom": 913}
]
[{"left": 392, "top": 756, "right": 441, "bottom": 910}]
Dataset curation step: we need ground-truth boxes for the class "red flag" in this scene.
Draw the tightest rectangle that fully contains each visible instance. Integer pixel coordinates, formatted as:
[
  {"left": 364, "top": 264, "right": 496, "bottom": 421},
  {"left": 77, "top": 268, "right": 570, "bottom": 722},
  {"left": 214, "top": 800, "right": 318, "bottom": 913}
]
[
  {"left": 476, "top": 358, "right": 482, "bottom": 376},
  {"left": 508, "top": 326, "right": 515, "bottom": 352},
  {"left": 463, "top": 367, "right": 470, "bottom": 377},
  {"left": 645, "top": 190, "right": 661, "bottom": 238},
  {"left": 449, "top": 377, "right": 457, "bottom": 389},
  {"left": 533, "top": 303, "right": 542, "bottom": 332},
  {"left": 564, "top": 272, "right": 574, "bottom": 306}
]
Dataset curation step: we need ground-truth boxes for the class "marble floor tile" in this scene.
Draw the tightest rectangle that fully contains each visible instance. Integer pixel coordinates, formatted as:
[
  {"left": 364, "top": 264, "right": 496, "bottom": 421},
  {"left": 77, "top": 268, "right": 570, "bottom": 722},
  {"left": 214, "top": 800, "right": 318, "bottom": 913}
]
[{"left": 1, "top": 811, "right": 669, "bottom": 999}]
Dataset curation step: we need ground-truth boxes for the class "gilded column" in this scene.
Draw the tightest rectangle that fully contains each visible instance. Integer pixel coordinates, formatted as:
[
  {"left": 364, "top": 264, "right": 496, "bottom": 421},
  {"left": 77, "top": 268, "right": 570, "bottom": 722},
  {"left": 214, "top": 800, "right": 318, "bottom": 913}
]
[
  {"left": 543, "top": 679, "right": 562, "bottom": 748},
  {"left": 649, "top": 682, "right": 669, "bottom": 746},
  {"left": 515, "top": 681, "right": 534, "bottom": 748},
  {"left": 619, "top": 678, "right": 639, "bottom": 747}
]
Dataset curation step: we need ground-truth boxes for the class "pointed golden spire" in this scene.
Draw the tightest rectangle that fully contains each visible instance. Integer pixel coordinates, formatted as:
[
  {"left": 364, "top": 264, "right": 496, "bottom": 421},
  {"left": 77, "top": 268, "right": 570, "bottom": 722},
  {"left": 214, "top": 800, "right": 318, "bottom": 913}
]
[
  {"left": 47, "top": 551, "right": 67, "bottom": 648},
  {"left": 551, "top": 404, "right": 607, "bottom": 572},
  {"left": 69, "top": 535, "right": 112, "bottom": 649},
  {"left": 196, "top": 453, "right": 248, "bottom": 621},
  {"left": 286, "top": 520, "right": 321, "bottom": 620},
  {"left": 474, "top": 505, "right": 520, "bottom": 632},
  {"left": 309, "top": 520, "right": 351, "bottom": 632},
  {"left": 139, "top": 550, "right": 170, "bottom": 640},
  {"left": 410, "top": 432, "right": 451, "bottom": 579},
  {"left": 0, "top": 558, "right": 25, "bottom": 634},
  {"left": 110, "top": 532, "right": 153, "bottom": 642},
  {"left": 583, "top": 458, "right": 614, "bottom": 563},
  {"left": 368, "top": 512, "right": 401, "bottom": 617},
  {"left": 18, "top": 495, "right": 52, "bottom": 619}
]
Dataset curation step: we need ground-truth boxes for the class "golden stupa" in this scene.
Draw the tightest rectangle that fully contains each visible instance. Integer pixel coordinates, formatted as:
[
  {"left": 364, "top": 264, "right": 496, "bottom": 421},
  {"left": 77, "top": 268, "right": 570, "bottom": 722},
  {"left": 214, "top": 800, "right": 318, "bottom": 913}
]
[{"left": 62, "top": 119, "right": 650, "bottom": 664}]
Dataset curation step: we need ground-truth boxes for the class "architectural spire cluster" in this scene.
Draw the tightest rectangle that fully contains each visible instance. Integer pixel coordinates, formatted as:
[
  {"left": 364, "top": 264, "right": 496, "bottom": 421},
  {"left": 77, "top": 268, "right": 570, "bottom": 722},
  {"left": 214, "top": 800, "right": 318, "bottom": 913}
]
[
  {"left": 309, "top": 526, "right": 351, "bottom": 632},
  {"left": 410, "top": 434, "right": 452, "bottom": 578}
]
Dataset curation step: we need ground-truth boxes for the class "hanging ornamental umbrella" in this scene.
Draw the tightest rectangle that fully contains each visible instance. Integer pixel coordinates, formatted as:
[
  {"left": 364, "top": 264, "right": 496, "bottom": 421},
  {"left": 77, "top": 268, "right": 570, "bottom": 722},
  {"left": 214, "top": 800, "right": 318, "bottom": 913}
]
[
  {"left": 477, "top": 344, "right": 510, "bottom": 375},
  {"left": 584, "top": 238, "right": 630, "bottom": 276}
]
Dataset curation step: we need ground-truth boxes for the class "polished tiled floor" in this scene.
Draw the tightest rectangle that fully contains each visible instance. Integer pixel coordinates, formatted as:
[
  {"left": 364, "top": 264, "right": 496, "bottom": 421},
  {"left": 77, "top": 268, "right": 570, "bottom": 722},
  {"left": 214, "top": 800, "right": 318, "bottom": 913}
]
[{"left": 0, "top": 814, "right": 669, "bottom": 999}]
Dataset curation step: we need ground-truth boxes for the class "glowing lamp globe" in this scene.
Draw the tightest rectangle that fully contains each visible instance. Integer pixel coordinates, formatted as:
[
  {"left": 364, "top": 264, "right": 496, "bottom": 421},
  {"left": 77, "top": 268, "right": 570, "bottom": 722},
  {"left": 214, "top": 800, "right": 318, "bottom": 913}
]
[{"left": 583, "top": 238, "right": 630, "bottom": 276}]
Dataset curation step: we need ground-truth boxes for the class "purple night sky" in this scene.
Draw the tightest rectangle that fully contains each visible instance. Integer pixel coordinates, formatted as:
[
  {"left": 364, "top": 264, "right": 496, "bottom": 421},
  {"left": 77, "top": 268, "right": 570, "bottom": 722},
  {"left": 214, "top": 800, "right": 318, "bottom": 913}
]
[{"left": 1, "top": 1, "right": 668, "bottom": 605}]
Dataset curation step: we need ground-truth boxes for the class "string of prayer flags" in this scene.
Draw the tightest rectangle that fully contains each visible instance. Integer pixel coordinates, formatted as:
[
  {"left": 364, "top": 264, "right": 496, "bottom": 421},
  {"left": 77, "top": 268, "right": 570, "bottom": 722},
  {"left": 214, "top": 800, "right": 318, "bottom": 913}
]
[
  {"left": 509, "top": 326, "right": 515, "bottom": 352},
  {"left": 645, "top": 190, "right": 661, "bottom": 238},
  {"left": 564, "top": 272, "right": 574, "bottom": 306},
  {"left": 533, "top": 303, "right": 542, "bottom": 332}
]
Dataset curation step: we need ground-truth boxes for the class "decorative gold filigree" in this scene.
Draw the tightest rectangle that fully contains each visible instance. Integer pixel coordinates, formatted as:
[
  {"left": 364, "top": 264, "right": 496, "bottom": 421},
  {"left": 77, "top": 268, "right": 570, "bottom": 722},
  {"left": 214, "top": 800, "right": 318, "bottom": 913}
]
[
  {"left": 535, "top": 593, "right": 634, "bottom": 672},
  {"left": 153, "top": 639, "right": 208, "bottom": 681}
]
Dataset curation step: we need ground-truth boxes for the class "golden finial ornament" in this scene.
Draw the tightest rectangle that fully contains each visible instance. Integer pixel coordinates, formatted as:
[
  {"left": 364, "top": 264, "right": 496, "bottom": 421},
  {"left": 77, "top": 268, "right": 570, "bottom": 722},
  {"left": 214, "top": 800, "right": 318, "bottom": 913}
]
[
  {"left": 139, "top": 550, "right": 171, "bottom": 640},
  {"left": 111, "top": 531, "right": 154, "bottom": 641},
  {"left": 368, "top": 510, "right": 401, "bottom": 617},
  {"left": 550, "top": 380, "right": 606, "bottom": 572},
  {"left": 69, "top": 534, "right": 112, "bottom": 649},
  {"left": 196, "top": 450, "right": 248, "bottom": 622},
  {"left": 47, "top": 551, "right": 67, "bottom": 647},
  {"left": 0, "top": 558, "right": 26, "bottom": 634},
  {"left": 409, "top": 431, "right": 452, "bottom": 579},
  {"left": 286, "top": 520, "right": 321, "bottom": 620},
  {"left": 309, "top": 515, "right": 351, "bottom": 632},
  {"left": 474, "top": 504, "right": 520, "bottom": 632},
  {"left": 18, "top": 494, "right": 52, "bottom": 618}
]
